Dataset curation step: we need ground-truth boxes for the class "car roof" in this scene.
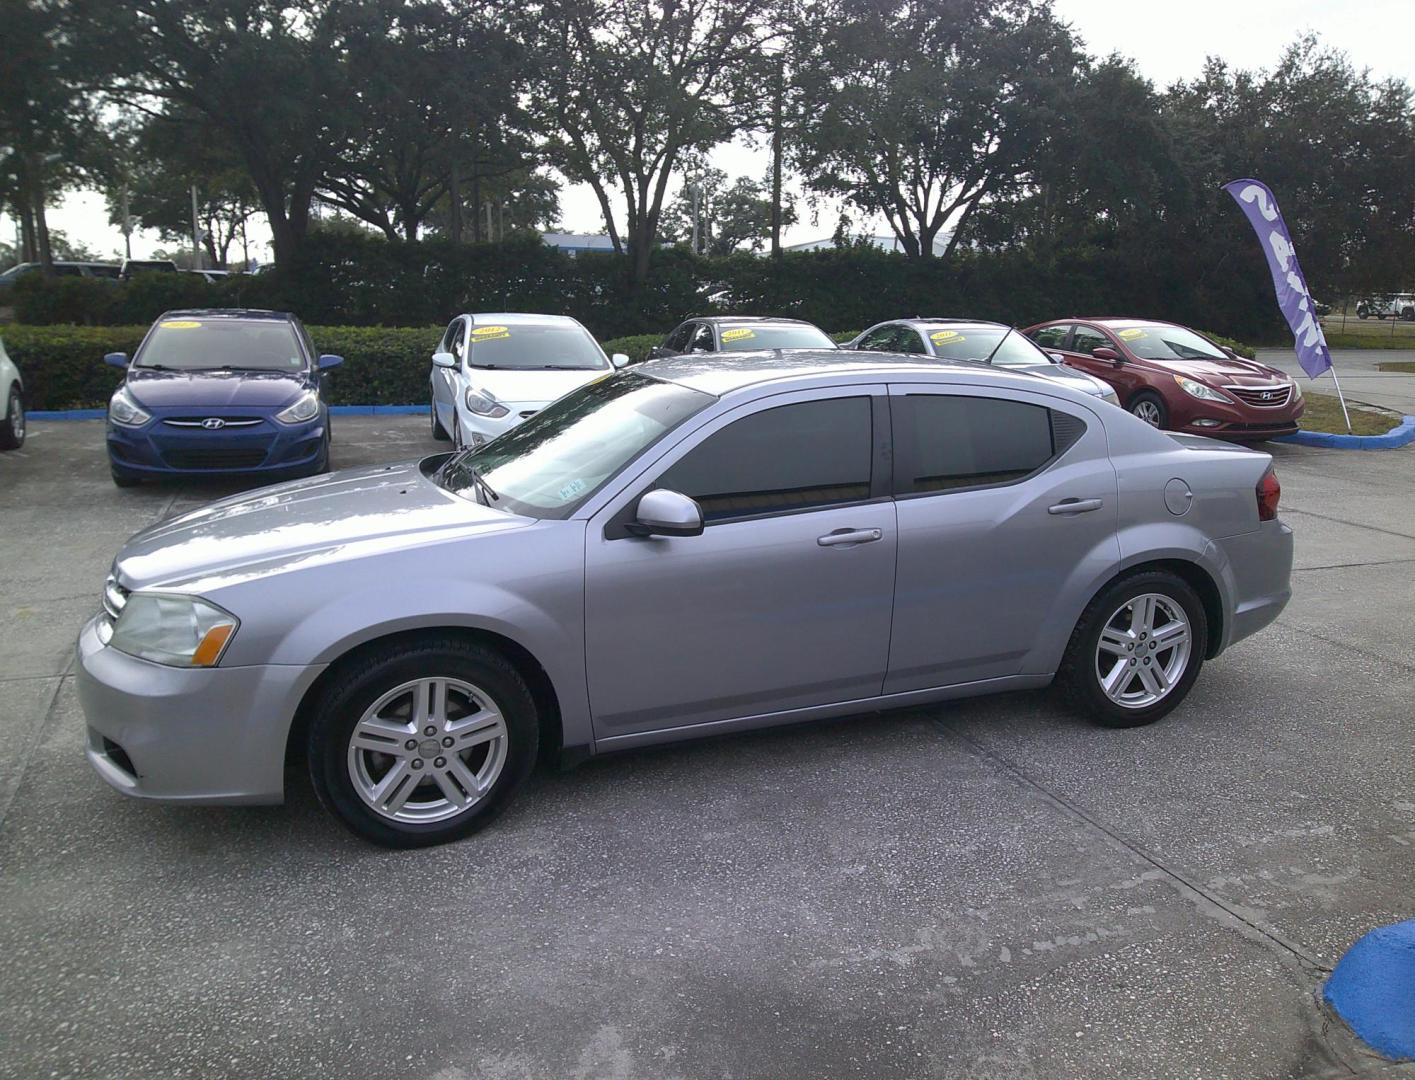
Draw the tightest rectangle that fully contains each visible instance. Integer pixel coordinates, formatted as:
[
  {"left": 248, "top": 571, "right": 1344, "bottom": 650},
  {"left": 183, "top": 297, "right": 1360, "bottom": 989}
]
[
  {"left": 692, "top": 316, "right": 817, "bottom": 326},
  {"left": 1051, "top": 317, "right": 1180, "bottom": 328},
  {"left": 453, "top": 312, "right": 583, "bottom": 326},
  {"left": 159, "top": 308, "right": 293, "bottom": 322},
  {"left": 898, "top": 318, "right": 1010, "bottom": 331},
  {"left": 642, "top": 348, "right": 1003, "bottom": 396}
]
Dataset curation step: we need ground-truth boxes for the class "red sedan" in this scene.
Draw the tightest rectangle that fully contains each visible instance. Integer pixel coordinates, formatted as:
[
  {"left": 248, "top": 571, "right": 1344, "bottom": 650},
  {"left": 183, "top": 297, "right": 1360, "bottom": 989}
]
[{"left": 1023, "top": 318, "right": 1305, "bottom": 442}]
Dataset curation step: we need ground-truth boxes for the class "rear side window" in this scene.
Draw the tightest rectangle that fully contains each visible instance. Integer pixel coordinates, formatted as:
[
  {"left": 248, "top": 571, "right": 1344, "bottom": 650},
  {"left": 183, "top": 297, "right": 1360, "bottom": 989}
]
[
  {"left": 894, "top": 395, "right": 1077, "bottom": 493},
  {"left": 657, "top": 397, "right": 873, "bottom": 521},
  {"left": 1029, "top": 325, "right": 1070, "bottom": 349}
]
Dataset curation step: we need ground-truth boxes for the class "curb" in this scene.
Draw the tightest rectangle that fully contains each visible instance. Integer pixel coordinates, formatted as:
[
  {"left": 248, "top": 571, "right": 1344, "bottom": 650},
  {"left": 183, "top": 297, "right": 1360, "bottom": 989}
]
[
  {"left": 1276, "top": 415, "right": 1415, "bottom": 450},
  {"left": 1324, "top": 919, "right": 1415, "bottom": 1062},
  {"left": 28, "top": 404, "right": 431, "bottom": 421}
]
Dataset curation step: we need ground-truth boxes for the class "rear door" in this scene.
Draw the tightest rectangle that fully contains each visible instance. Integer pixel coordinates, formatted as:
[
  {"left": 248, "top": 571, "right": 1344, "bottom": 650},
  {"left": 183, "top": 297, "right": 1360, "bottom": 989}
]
[{"left": 884, "top": 384, "right": 1119, "bottom": 691}]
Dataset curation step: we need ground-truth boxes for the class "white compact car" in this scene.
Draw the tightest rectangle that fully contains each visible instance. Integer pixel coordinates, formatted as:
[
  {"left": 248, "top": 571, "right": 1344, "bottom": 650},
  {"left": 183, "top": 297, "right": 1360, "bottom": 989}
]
[
  {"left": 429, "top": 313, "right": 628, "bottom": 449},
  {"left": 0, "top": 333, "right": 25, "bottom": 450}
]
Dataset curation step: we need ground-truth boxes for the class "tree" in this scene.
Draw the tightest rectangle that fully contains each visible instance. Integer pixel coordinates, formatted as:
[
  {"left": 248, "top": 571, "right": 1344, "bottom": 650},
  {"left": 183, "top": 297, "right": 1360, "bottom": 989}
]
[
  {"left": 791, "top": 0, "right": 1080, "bottom": 258},
  {"left": 661, "top": 167, "right": 792, "bottom": 253},
  {"left": 534, "top": 0, "right": 777, "bottom": 283}
]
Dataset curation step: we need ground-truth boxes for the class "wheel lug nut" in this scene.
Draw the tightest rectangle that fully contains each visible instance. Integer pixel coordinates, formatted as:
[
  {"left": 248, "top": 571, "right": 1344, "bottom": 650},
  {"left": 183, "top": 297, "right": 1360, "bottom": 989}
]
[
  {"left": 412, "top": 759, "right": 424, "bottom": 769},
  {"left": 441, "top": 736, "right": 454, "bottom": 748},
  {"left": 424, "top": 726, "right": 436, "bottom": 737},
  {"left": 434, "top": 757, "right": 446, "bottom": 768},
  {"left": 405, "top": 739, "right": 417, "bottom": 751}
]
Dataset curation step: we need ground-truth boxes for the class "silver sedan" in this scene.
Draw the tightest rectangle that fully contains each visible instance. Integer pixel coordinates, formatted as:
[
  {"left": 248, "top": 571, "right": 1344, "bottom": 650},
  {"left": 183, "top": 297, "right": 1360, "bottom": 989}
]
[{"left": 77, "top": 350, "right": 1292, "bottom": 847}]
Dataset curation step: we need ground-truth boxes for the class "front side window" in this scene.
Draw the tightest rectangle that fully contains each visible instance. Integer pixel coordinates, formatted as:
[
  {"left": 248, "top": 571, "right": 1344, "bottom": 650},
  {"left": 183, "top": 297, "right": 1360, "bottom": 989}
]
[
  {"left": 856, "top": 326, "right": 897, "bottom": 352},
  {"left": 896, "top": 395, "right": 1060, "bottom": 493},
  {"left": 657, "top": 396, "right": 873, "bottom": 522},
  {"left": 135, "top": 317, "right": 305, "bottom": 371},
  {"left": 690, "top": 324, "right": 716, "bottom": 352},
  {"left": 891, "top": 327, "right": 927, "bottom": 355},
  {"left": 665, "top": 323, "right": 694, "bottom": 352},
  {"left": 434, "top": 371, "right": 712, "bottom": 517},
  {"left": 714, "top": 324, "right": 835, "bottom": 352},
  {"left": 1113, "top": 325, "right": 1229, "bottom": 362},
  {"left": 1069, "top": 326, "right": 1111, "bottom": 356},
  {"left": 467, "top": 322, "right": 608, "bottom": 371}
]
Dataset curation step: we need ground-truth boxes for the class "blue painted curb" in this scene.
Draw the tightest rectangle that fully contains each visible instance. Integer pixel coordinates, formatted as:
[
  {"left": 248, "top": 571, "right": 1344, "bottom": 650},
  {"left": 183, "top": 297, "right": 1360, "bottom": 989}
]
[
  {"left": 29, "top": 404, "right": 429, "bottom": 421},
  {"left": 1276, "top": 414, "right": 1415, "bottom": 450},
  {"left": 1324, "top": 919, "right": 1415, "bottom": 1061}
]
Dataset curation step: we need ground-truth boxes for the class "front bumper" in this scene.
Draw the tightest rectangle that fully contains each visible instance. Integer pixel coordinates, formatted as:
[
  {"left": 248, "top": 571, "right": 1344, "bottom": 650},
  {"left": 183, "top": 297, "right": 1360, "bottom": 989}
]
[
  {"left": 455, "top": 402, "right": 547, "bottom": 447},
  {"left": 76, "top": 615, "right": 324, "bottom": 804},
  {"left": 1172, "top": 393, "right": 1305, "bottom": 441},
  {"left": 107, "top": 408, "right": 326, "bottom": 476}
]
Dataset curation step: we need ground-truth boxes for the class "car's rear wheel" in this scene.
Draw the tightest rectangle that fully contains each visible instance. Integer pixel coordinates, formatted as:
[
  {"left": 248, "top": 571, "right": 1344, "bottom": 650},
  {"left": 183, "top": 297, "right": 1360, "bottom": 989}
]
[
  {"left": 1127, "top": 392, "right": 1167, "bottom": 428},
  {"left": 0, "top": 387, "right": 24, "bottom": 450},
  {"left": 430, "top": 396, "right": 450, "bottom": 440},
  {"left": 308, "top": 638, "right": 538, "bottom": 848},
  {"left": 1057, "top": 570, "right": 1207, "bottom": 728}
]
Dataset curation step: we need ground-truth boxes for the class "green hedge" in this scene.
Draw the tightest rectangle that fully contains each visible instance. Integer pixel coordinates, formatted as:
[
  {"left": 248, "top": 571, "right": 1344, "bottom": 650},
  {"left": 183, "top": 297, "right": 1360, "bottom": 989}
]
[{"left": 600, "top": 334, "right": 665, "bottom": 364}]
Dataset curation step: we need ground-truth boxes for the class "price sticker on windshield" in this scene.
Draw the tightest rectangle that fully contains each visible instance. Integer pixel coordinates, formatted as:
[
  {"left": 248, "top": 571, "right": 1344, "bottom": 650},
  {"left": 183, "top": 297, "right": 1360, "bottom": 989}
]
[
  {"left": 930, "top": 329, "right": 964, "bottom": 344},
  {"left": 160, "top": 320, "right": 202, "bottom": 329},
  {"left": 721, "top": 328, "right": 756, "bottom": 342},
  {"left": 1118, "top": 328, "right": 1146, "bottom": 340},
  {"left": 470, "top": 325, "right": 510, "bottom": 341},
  {"left": 557, "top": 477, "right": 586, "bottom": 501}
]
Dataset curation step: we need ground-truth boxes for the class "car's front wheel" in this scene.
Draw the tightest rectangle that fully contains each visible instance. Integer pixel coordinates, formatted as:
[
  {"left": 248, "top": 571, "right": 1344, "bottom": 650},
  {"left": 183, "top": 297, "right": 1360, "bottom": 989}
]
[
  {"left": 308, "top": 638, "right": 539, "bottom": 847},
  {"left": 0, "top": 386, "right": 24, "bottom": 450},
  {"left": 1127, "top": 392, "right": 1167, "bottom": 429},
  {"left": 1057, "top": 570, "right": 1208, "bottom": 728}
]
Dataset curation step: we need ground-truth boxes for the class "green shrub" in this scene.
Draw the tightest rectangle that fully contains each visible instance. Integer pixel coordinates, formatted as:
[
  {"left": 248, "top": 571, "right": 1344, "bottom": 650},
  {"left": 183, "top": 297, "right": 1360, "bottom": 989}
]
[
  {"left": 2, "top": 324, "right": 143, "bottom": 410},
  {"left": 600, "top": 334, "right": 665, "bottom": 364},
  {"left": 830, "top": 329, "right": 861, "bottom": 344}
]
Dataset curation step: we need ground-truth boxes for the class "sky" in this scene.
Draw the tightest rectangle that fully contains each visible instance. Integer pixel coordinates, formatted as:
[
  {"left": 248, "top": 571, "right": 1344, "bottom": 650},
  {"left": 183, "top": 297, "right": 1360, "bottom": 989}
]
[{"left": 7, "top": 0, "right": 1412, "bottom": 263}]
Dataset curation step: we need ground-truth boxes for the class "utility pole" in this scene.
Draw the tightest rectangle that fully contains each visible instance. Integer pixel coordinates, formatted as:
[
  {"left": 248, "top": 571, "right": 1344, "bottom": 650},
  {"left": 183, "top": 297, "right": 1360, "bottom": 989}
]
[
  {"left": 690, "top": 183, "right": 701, "bottom": 255},
  {"left": 119, "top": 185, "right": 133, "bottom": 261},
  {"left": 190, "top": 183, "right": 202, "bottom": 270},
  {"left": 771, "top": 52, "right": 784, "bottom": 257}
]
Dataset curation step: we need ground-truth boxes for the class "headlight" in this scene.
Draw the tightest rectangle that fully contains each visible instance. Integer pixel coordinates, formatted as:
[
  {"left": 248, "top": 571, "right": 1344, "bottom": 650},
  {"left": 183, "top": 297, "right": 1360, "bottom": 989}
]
[
  {"left": 464, "top": 387, "right": 509, "bottom": 418},
  {"left": 109, "top": 593, "right": 238, "bottom": 667},
  {"left": 1173, "top": 375, "right": 1231, "bottom": 402},
  {"left": 109, "top": 386, "right": 152, "bottom": 427},
  {"left": 275, "top": 390, "right": 321, "bottom": 424},
  {"left": 1291, "top": 380, "right": 1302, "bottom": 400}
]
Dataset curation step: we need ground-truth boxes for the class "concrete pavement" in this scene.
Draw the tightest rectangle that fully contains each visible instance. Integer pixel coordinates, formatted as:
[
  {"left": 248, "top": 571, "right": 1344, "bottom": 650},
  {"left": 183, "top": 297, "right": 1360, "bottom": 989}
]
[
  {"left": 1257, "top": 347, "right": 1415, "bottom": 417},
  {"left": 0, "top": 417, "right": 1412, "bottom": 1079}
]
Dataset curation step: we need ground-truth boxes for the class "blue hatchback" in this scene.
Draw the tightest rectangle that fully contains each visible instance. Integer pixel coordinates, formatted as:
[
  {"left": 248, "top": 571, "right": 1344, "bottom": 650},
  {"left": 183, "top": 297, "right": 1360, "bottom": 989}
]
[{"left": 104, "top": 309, "right": 342, "bottom": 487}]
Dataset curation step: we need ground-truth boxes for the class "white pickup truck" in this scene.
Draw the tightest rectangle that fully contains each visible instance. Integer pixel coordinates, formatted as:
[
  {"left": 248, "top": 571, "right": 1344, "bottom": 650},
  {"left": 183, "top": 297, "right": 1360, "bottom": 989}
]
[{"left": 1356, "top": 293, "right": 1415, "bottom": 321}]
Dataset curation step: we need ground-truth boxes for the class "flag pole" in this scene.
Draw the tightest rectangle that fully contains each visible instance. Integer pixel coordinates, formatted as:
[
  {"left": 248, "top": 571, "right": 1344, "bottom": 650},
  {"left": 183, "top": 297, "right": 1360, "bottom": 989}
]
[{"left": 1327, "top": 365, "right": 1354, "bottom": 434}]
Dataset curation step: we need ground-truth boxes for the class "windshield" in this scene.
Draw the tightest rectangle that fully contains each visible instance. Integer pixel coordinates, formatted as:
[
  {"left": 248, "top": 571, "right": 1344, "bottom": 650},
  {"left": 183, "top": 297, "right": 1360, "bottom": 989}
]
[
  {"left": 467, "top": 323, "right": 609, "bottom": 370},
  {"left": 1115, "top": 325, "right": 1228, "bottom": 362},
  {"left": 434, "top": 370, "right": 713, "bottom": 517},
  {"left": 925, "top": 327, "right": 1047, "bottom": 367},
  {"left": 135, "top": 318, "right": 305, "bottom": 371},
  {"left": 717, "top": 325, "right": 835, "bottom": 352}
]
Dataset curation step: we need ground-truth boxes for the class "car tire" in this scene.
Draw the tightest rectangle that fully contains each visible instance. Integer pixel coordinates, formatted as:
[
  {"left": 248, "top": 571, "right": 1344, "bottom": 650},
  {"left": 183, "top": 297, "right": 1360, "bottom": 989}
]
[
  {"left": 0, "top": 386, "right": 24, "bottom": 450},
  {"left": 308, "top": 637, "right": 539, "bottom": 848},
  {"left": 1127, "top": 391, "right": 1168, "bottom": 429},
  {"left": 1056, "top": 570, "right": 1208, "bottom": 729},
  {"left": 431, "top": 397, "right": 450, "bottom": 441},
  {"left": 1403, "top": 308, "right": 1414, "bottom": 322},
  {"left": 110, "top": 466, "right": 142, "bottom": 488}
]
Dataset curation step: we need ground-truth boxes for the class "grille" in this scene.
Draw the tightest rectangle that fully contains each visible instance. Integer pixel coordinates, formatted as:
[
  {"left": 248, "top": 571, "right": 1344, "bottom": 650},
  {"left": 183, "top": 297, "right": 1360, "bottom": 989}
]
[
  {"left": 1226, "top": 385, "right": 1292, "bottom": 408},
  {"left": 162, "top": 416, "right": 263, "bottom": 428},
  {"left": 162, "top": 448, "right": 269, "bottom": 469}
]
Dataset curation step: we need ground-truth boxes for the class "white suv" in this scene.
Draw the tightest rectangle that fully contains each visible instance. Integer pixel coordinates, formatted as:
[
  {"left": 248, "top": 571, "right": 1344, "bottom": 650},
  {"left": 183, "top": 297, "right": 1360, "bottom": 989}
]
[
  {"left": 0, "top": 334, "right": 25, "bottom": 450},
  {"left": 1356, "top": 293, "right": 1415, "bottom": 321}
]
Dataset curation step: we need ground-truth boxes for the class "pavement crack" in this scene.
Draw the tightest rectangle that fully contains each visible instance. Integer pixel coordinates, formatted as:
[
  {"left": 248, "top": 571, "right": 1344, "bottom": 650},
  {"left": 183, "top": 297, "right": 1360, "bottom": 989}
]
[
  {"left": 1281, "top": 507, "right": 1415, "bottom": 543},
  {"left": 0, "top": 667, "right": 73, "bottom": 832},
  {"left": 1293, "top": 556, "right": 1415, "bottom": 572},
  {"left": 933, "top": 720, "right": 1332, "bottom": 979}
]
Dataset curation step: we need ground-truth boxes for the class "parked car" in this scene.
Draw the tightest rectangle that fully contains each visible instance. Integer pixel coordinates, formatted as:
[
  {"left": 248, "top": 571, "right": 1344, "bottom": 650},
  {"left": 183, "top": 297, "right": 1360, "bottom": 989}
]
[
  {"left": 0, "top": 260, "right": 121, "bottom": 292},
  {"left": 429, "top": 313, "right": 628, "bottom": 451},
  {"left": 102, "top": 308, "right": 342, "bottom": 486},
  {"left": 647, "top": 316, "right": 836, "bottom": 360},
  {"left": 186, "top": 268, "right": 232, "bottom": 283},
  {"left": 0, "top": 334, "right": 25, "bottom": 450},
  {"left": 119, "top": 259, "right": 181, "bottom": 280},
  {"left": 1024, "top": 318, "right": 1305, "bottom": 441},
  {"left": 847, "top": 318, "right": 1120, "bottom": 404},
  {"left": 78, "top": 349, "right": 1292, "bottom": 847},
  {"left": 1355, "top": 294, "right": 1415, "bottom": 321}
]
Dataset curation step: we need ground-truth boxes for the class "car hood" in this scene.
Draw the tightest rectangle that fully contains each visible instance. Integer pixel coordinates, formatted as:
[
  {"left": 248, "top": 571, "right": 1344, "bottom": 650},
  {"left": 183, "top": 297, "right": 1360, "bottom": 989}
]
[
  {"left": 1136, "top": 355, "right": 1288, "bottom": 385},
  {"left": 126, "top": 367, "right": 311, "bottom": 409},
  {"left": 466, "top": 366, "right": 608, "bottom": 405},
  {"left": 1018, "top": 363, "right": 1108, "bottom": 396},
  {"left": 114, "top": 458, "right": 527, "bottom": 591}
]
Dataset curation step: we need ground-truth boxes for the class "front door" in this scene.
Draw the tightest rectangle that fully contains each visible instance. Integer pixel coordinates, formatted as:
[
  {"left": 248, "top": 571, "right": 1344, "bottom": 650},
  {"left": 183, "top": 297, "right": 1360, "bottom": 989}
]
[{"left": 584, "top": 388, "right": 897, "bottom": 738}]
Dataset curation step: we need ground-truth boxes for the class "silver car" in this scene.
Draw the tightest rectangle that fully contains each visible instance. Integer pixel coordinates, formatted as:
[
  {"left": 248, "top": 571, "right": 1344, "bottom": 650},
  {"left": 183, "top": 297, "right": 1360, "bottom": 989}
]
[
  {"left": 77, "top": 350, "right": 1293, "bottom": 847},
  {"left": 849, "top": 318, "right": 1121, "bottom": 404}
]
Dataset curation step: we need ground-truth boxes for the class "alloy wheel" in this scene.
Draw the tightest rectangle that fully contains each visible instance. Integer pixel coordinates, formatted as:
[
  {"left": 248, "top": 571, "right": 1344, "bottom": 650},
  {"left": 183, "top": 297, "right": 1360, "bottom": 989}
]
[
  {"left": 1131, "top": 399, "right": 1163, "bottom": 426},
  {"left": 1094, "top": 593, "right": 1192, "bottom": 709},
  {"left": 346, "top": 676, "right": 508, "bottom": 823},
  {"left": 10, "top": 393, "right": 23, "bottom": 441}
]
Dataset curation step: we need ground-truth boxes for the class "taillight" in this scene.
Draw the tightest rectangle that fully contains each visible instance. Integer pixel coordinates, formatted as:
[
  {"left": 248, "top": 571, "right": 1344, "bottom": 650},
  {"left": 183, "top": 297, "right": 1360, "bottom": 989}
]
[{"left": 1257, "top": 467, "right": 1281, "bottom": 521}]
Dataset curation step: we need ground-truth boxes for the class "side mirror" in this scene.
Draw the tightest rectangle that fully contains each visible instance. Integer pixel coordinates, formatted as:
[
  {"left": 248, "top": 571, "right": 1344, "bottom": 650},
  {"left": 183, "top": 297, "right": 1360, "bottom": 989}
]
[
  {"left": 1047, "top": 351, "right": 1066, "bottom": 363},
  {"left": 104, "top": 352, "right": 129, "bottom": 369},
  {"left": 629, "top": 489, "right": 703, "bottom": 538},
  {"left": 1091, "top": 347, "right": 1122, "bottom": 363},
  {"left": 317, "top": 354, "right": 343, "bottom": 370},
  {"left": 432, "top": 351, "right": 457, "bottom": 369},
  {"left": 611, "top": 352, "right": 630, "bottom": 369},
  {"left": 1221, "top": 345, "right": 1240, "bottom": 359}
]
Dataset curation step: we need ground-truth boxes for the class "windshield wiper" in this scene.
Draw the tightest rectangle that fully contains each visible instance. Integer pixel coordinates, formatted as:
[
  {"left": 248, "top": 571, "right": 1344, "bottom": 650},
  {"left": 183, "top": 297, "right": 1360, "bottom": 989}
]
[{"left": 466, "top": 465, "right": 499, "bottom": 506}]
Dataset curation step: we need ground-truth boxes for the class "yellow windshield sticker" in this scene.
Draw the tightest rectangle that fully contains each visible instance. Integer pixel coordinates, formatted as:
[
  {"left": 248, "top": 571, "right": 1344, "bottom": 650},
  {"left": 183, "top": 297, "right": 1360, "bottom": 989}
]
[
  {"left": 470, "top": 325, "right": 510, "bottom": 341},
  {"left": 1118, "top": 328, "right": 1145, "bottom": 340},
  {"left": 930, "top": 329, "right": 964, "bottom": 344},
  {"left": 721, "top": 328, "right": 756, "bottom": 342},
  {"left": 160, "top": 320, "right": 202, "bottom": 329}
]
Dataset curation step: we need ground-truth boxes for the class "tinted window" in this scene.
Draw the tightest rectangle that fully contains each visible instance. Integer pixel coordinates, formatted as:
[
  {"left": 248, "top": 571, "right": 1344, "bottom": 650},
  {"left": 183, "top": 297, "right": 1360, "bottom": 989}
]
[
  {"left": 891, "top": 327, "right": 927, "bottom": 354},
  {"left": 690, "top": 323, "right": 716, "bottom": 352},
  {"left": 1029, "top": 325, "right": 1070, "bottom": 349},
  {"left": 897, "top": 395, "right": 1059, "bottom": 493},
  {"left": 857, "top": 326, "right": 896, "bottom": 351},
  {"left": 665, "top": 323, "right": 694, "bottom": 352},
  {"left": 658, "top": 397, "right": 872, "bottom": 521},
  {"left": 1070, "top": 326, "right": 1110, "bottom": 356},
  {"left": 135, "top": 317, "right": 305, "bottom": 371}
]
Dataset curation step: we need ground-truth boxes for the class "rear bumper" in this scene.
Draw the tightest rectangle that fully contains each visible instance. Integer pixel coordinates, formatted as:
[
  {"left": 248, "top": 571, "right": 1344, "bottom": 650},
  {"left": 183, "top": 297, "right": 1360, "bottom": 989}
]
[
  {"left": 76, "top": 616, "right": 323, "bottom": 804},
  {"left": 1209, "top": 520, "right": 1294, "bottom": 653}
]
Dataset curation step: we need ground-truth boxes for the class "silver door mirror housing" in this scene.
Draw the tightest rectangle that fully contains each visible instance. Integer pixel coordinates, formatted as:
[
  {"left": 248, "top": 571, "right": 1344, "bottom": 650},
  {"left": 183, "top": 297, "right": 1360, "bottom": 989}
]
[
  {"left": 611, "top": 352, "right": 631, "bottom": 368},
  {"left": 630, "top": 489, "right": 703, "bottom": 538},
  {"left": 432, "top": 351, "right": 457, "bottom": 369}
]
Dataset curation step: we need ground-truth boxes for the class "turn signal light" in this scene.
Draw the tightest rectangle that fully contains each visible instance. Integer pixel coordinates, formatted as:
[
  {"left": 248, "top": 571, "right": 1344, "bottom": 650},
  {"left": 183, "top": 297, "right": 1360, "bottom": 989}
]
[
  {"left": 191, "top": 623, "right": 235, "bottom": 667},
  {"left": 1256, "top": 467, "right": 1281, "bottom": 522}
]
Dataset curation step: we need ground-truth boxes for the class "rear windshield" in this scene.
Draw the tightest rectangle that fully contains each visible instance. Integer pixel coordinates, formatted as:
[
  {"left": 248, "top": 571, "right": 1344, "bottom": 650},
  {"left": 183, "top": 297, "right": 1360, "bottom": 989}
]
[
  {"left": 135, "top": 318, "right": 305, "bottom": 371},
  {"left": 717, "top": 325, "right": 835, "bottom": 352},
  {"left": 1114, "top": 325, "right": 1227, "bottom": 362},
  {"left": 467, "top": 323, "right": 608, "bottom": 371}
]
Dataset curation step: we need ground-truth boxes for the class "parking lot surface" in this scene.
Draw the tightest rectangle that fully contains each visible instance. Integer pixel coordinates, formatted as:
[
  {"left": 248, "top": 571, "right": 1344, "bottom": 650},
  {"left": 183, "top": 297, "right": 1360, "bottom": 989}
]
[{"left": 1, "top": 416, "right": 1413, "bottom": 1079}]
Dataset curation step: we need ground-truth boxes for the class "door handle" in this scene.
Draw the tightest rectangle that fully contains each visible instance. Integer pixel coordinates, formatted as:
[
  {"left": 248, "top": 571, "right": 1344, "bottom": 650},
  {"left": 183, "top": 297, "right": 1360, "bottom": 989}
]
[
  {"left": 817, "top": 528, "right": 883, "bottom": 547},
  {"left": 1048, "top": 498, "right": 1103, "bottom": 515}
]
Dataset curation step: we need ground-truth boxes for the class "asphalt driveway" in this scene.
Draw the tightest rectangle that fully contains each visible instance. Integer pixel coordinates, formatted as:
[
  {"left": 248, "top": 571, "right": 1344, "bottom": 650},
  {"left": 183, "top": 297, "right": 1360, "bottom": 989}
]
[{"left": 1, "top": 416, "right": 1412, "bottom": 1079}]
